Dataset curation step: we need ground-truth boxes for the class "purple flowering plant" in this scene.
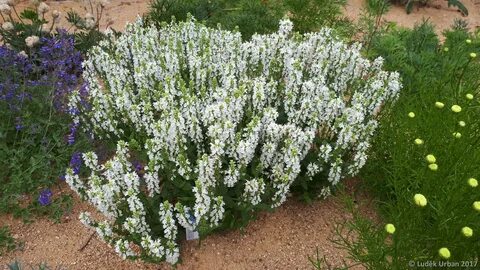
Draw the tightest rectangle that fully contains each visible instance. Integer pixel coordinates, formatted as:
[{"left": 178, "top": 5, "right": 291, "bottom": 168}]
[
  {"left": 0, "top": 31, "right": 89, "bottom": 217},
  {"left": 38, "top": 189, "right": 52, "bottom": 206}
]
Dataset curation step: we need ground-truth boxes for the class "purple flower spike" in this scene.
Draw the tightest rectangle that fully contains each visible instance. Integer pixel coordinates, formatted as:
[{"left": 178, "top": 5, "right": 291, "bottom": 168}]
[
  {"left": 69, "top": 152, "right": 82, "bottom": 175},
  {"left": 133, "top": 161, "right": 144, "bottom": 177},
  {"left": 38, "top": 189, "right": 53, "bottom": 206}
]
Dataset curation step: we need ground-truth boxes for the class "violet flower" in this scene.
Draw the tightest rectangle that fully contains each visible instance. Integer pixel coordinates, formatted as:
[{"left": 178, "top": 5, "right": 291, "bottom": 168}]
[{"left": 38, "top": 189, "right": 53, "bottom": 206}]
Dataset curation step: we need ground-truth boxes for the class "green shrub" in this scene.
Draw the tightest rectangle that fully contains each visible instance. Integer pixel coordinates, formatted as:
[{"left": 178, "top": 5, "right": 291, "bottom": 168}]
[
  {"left": 145, "top": 0, "right": 352, "bottom": 39},
  {"left": 66, "top": 18, "right": 400, "bottom": 264},
  {"left": 335, "top": 23, "right": 480, "bottom": 269},
  {"left": 0, "top": 226, "right": 16, "bottom": 255},
  {"left": 390, "top": 0, "right": 468, "bottom": 16},
  {"left": 0, "top": 0, "right": 106, "bottom": 53},
  {"left": 0, "top": 31, "right": 86, "bottom": 220}
]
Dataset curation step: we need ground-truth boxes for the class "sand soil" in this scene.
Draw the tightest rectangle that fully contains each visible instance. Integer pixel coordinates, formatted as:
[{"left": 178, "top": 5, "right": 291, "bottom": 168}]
[
  {"left": 1, "top": 0, "right": 480, "bottom": 269},
  {"left": 0, "top": 181, "right": 372, "bottom": 270},
  {"left": 10, "top": 0, "right": 480, "bottom": 33}
]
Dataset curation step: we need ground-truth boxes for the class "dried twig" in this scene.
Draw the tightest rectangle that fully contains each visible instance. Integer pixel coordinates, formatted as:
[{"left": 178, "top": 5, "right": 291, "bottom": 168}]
[{"left": 78, "top": 232, "right": 95, "bottom": 252}]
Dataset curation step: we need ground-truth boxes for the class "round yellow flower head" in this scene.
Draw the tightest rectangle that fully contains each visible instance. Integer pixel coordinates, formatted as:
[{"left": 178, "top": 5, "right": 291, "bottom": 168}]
[
  {"left": 439, "top": 247, "right": 451, "bottom": 259},
  {"left": 471, "top": 53, "right": 477, "bottom": 59},
  {"left": 414, "top": 138, "right": 424, "bottom": 145},
  {"left": 453, "top": 132, "right": 462, "bottom": 139},
  {"left": 451, "top": 105, "right": 462, "bottom": 113},
  {"left": 428, "top": 163, "right": 438, "bottom": 171},
  {"left": 408, "top": 112, "right": 415, "bottom": 118},
  {"left": 462, "top": 227, "right": 473, "bottom": 238},
  {"left": 466, "top": 93, "right": 474, "bottom": 100},
  {"left": 458, "top": 121, "right": 466, "bottom": 127},
  {"left": 473, "top": 201, "right": 480, "bottom": 211},
  {"left": 443, "top": 47, "right": 449, "bottom": 52},
  {"left": 468, "top": 178, "right": 478, "bottom": 187},
  {"left": 385, "top": 223, "right": 396, "bottom": 234},
  {"left": 435, "top": 102, "right": 445, "bottom": 109},
  {"left": 414, "top": 194, "right": 427, "bottom": 207},
  {"left": 466, "top": 39, "right": 472, "bottom": 44},
  {"left": 426, "top": 154, "right": 436, "bottom": 164}
]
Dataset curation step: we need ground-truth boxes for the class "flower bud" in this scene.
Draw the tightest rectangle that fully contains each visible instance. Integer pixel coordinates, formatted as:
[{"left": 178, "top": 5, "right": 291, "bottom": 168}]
[
  {"left": 451, "top": 105, "right": 462, "bottom": 113},
  {"left": 41, "top": 23, "right": 50, "bottom": 33},
  {"left": 0, "top": 3, "right": 11, "bottom": 15},
  {"left": 468, "top": 178, "right": 478, "bottom": 187},
  {"left": 466, "top": 93, "right": 474, "bottom": 100},
  {"left": 52, "top": 9, "right": 60, "bottom": 18},
  {"left": 435, "top": 102, "right": 444, "bottom": 109},
  {"left": 7, "top": 0, "right": 19, "bottom": 6},
  {"left": 25, "top": 35, "right": 40, "bottom": 48},
  {"left": 438, "top": 247, "right": 450, "bottom": 259},
  {"left": 385, "top": 223, "right": 396, "bottom": 234},
  {"left": 428, "top": 163, "right": 438, "bottom": 171},
  {"left": 2, "top": 21, "right": 13, "bottom": 31},
  {"left": 473, "top": 201, "right": 480, "bottom": 211},
  {"left": 414, "top": 194, "right": 427, "bottom": 207},
  {"left": 461, "top": 227, "right": 473, "bottom": 238},
  {"left": 37, "top": 2, "right": 49, "bottom": 14},
  {"left": 426, "top": 154, "right": 436, "bottom": 164},
  {"left": 414, "top": 138, "right": 424, "bottom": 145}
]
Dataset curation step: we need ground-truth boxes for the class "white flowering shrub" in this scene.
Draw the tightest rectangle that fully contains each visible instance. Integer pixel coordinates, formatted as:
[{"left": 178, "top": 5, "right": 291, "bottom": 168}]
[{"left": 66, "top": 18, "right": 401, "bottom": 264}]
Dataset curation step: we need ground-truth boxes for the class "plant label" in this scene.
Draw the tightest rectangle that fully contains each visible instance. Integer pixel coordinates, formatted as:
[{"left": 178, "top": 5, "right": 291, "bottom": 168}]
[{"left": 186, "top": 228, "right": 199, "bottom": 241}]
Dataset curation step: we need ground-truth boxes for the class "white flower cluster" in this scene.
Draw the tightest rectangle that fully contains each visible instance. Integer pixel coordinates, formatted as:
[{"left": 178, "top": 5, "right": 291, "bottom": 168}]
[{"left": 68, "top": 18, "right": 401, "bottom": 264}]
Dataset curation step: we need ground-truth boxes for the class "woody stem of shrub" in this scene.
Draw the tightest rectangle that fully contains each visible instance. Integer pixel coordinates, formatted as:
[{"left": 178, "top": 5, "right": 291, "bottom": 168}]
[
  {"left": 49, "top": 19, "right": 55, "bottom": 32},
  {"left": 12, "top": 6, "right": 23, "bottom": 24},
  {"left": 88, "top": 0, "right": 94, "bottom": 16},
  {"left": 96, "top": 6, "right": 104, "bottom": 31},
  {"left": 365, "top": 1, "right": 388, "bottom": 54},
  {"left": 455, "top": 59, "right": 472, "bottom": 102},
  {"left": 40, "top": 83, "right": 56, "bottom": 146}
]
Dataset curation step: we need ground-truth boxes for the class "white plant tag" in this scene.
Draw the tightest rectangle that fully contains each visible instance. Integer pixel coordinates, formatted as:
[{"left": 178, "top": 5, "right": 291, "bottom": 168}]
[{"left": 186, "top": 228, "right": 199, "bottom": 241}]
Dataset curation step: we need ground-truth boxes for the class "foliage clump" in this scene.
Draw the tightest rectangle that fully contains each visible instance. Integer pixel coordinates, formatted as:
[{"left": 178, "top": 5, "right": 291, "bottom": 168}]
[{"left": 67, "top": 18, "right": 400, "bottom": 263}]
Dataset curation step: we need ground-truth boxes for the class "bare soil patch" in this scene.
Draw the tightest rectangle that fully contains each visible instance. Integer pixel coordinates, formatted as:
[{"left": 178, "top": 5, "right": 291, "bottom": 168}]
[{"left": 0, "top": 182, "right": 369, "bottom": 270}]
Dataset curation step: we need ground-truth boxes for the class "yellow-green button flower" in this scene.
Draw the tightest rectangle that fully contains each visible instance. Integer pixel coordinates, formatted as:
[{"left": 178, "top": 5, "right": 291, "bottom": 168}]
[
  {"left": 439, "top": 247, "right": 451, "bottom": 259},
  {"left": 462, "top": 227, "right": 473, "bottom": 238},
  {"left": 473, "top": 201, "right": 480, "bottom": 211},
  {"left": 408, "top": 112, "right": 415, "bottom": 118},
  {"left": 385, "top": 223, "right": 396, "bottom": 234},
  {"left": 458, "top": 121, "right": 466, "bottom": 127},
  {"left": 414, "top": 138, "right": 424, "bottom": 145},
  {"left": 466, "top": 39, "right": 472, "bottom": 44},
  {"left": 426, "top": 154, "right": 436, "bottom": 164},
  {"left": 429, "top": 163, "right": 438, "bottom": 171},
  {"left": 466, "top": 93, "right": 474, "bottom": 100},
  {"left": 443, "top": 47, "right": 449, "bottom": 52},
  {"left": 453, "top": 132, "right": 461, "bottom": 139},
  {"left": 435, "top": 102, "right": 445, "bottom": 109},
  {"left": 468, "top": 178, "right": 478, "bottom": 187},
  {"left": 451, "top": 105, "right": 462, "bottom": 113},
  {"left": 471, "top": 53, "right": 477, "bottom": 59},
  {"left": 414, "top": 194, "right": 427, "bottom": 207}
]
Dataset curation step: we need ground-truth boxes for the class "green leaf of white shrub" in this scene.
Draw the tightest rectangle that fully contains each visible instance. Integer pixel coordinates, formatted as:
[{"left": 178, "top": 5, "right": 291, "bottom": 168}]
[{"left": 66, "top": 17, "right": 401, "bottom": 264}]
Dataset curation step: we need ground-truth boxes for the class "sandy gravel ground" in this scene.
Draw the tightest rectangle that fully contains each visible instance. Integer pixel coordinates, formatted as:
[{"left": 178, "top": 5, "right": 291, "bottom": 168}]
[
  {"left": 10, "top": 0, "right": 480, "bottom": 33},
  {"left": 346, "top": 0, "right": 480, "bottom": 34},
  {"left": 1, "top": 0, "right": 480, "bottom": 269},
  {"left": 0, "top": 181, "right": 373, "bottom": 270}
]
